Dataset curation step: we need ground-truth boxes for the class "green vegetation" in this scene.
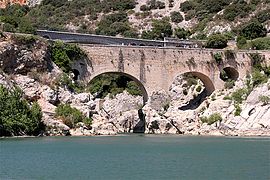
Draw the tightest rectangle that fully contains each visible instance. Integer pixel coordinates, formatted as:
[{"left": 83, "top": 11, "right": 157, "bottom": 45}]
[
  {"left": 213, "top": 52, "right": 223, "bottom": 64},
  {"left": 251, "top": 37, "right": 270, "bottom": 50},
  {"left": 170, "top": 11, "right": 183, "bottom": 23},
  {"left": 55, "top": 103, "right": 92, "bottom": 128},
  {"left": 50, "top": 41, "right": 85, "bottom": 73},
  {"left": 142, "top": 18, "right": 172, "bottom": 40},
  {"left": 240, "top": 21, "right": 267, "bottom": 40},
  {"left": 196, "top": 85, "right": 202, "bottom": 92},
  {"left": 88, "top": 74, "right": 142, "bottom": 98},
  {"left": 0, "top": 4, "right": 35, "bottom": 33},
  {"left": 96, "top": 11, "right": 136, "bottom": 37},
  {"left": 174, "top": 28, "right": 191, "bottom": 39},
  {"left": 234, "top": 104, "right": 242, "bottom": 116},
  {"left": 200, "top": 113, "right": 222, "bottom": 125},
  {"left": 259, "top": 95, "right": 270, "bottom": 106},
  {"left": 0, "top": 85, "right": 44, "bottom": 136},
  {"left": 224, "top": 80, "right": 235, "bottom": 89},
  {"left": 206, "top": 34, "right": 228, "bottom": 49},
  {"left": 231, "top": 88, "right": 250, "bottom": 104}
]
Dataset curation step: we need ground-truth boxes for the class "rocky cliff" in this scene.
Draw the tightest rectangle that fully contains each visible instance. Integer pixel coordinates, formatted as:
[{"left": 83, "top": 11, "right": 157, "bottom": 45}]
[{"left": 0, "top": 34, "right": 269, "bottom": 136}]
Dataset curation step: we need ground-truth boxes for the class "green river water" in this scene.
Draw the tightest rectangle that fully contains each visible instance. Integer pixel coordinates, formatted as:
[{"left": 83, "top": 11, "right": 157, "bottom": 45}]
[{"left": 0, "top": 135, "right": 269, "bottom": 180}]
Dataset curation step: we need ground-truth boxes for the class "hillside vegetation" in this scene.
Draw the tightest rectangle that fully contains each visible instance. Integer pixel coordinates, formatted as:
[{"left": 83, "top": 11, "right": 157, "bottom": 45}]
[{"left": 0, "top": 0, "right": 269, "bottom": 49}]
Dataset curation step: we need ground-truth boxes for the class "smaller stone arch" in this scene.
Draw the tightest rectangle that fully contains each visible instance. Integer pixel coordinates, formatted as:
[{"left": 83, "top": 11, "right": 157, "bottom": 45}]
[
  {"left": 89, "top": 72, "right": 148, "bottom": 103},
  {"left": 184, "top": 71, "right": 215, "bottom": 95},
  {"left": 220, "top": 67, "right": 239, "bottom": 81}
]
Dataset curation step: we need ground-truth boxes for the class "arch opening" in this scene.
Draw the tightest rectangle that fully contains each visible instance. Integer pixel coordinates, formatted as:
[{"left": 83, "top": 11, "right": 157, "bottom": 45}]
[
  {"left": 72, "top": 69, "right": 80, "bottom": 81},
  {"left": 220, "top": 67, "right": 239, "bottom": 81},
  {"left": 88, "top": 72, "right": 148, "bottom": 104},
  {"left": 170, "top": 72, "right": 215, "bottom": 110}
]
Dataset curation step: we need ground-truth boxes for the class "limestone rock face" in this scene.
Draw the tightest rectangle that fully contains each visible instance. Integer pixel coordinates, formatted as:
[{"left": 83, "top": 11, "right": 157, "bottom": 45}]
[{"left": 0, "top": 40, "right": 49, "bottom": 75}]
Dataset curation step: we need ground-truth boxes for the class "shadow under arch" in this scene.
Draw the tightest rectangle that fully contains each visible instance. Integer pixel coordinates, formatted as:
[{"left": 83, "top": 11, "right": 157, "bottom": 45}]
[
  {"left": 89, "top": 71, "right": 148, "bottom": 104},
  {"left": 172, "top": 71, "right": 215, "bottom": 110},
  {"left": 220, "top": 67, "right": 239, "bottom": 81}
]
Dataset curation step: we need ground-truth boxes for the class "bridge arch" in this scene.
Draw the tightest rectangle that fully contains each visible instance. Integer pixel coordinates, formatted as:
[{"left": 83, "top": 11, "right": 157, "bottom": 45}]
[
  {"left": 171, "top": 71, "right": 215, "bottom": 95},
  {"left": 220, "top": 67, "right": 239, "bottom": 81},
  {"left": 89, "top": 71, "right": 148, "bottom": 103}
]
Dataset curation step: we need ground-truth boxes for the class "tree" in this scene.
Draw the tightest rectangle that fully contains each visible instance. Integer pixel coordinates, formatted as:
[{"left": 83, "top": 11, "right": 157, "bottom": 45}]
[
  {"left": 236, "top": 36, "right": 247, "bottom": 49},
  {"left": 174, "top": 28, "right": 191, "bottom": 39},
  {"left": 170, "top": 11, "right": 184, "bottom": 23},
  {"left": 206, "top": 34, "right": 228, "bottom": 49},
  {"left": 0, "top": 85, "right": 44, "bottom": 136},
  {"left": 151, "top": 18, "right": 173, "bottom": 39},
  {"left": 240, "top": 21, "right": 267, "bottom": 40}
]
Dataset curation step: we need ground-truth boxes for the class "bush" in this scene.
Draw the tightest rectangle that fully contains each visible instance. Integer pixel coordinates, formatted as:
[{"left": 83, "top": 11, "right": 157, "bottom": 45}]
[
  {"left": 0, "top": 85, "right": 44, "bottom": 136},
  {"left": 126, "top": 81, "right": 142, "bottom": 96},
  {"left": 88, "top": 74, "right": 142, "bottom": 98},
  {"left": 170, "top": 11, "right": 183, "bottom": 23},
  {"left": 142, "top": 18, "right": 172, "bottom": 40},
  {"left": 236, "top": 36, "right": 247, "bottom": 49},
  {"left": 206, "top": 34, "right": 228, "bottom": 49},
  {"left": 234, "top": 104, "right": 242, "bottom": 116},
  {"left": 196, "top": 85, "right": 202, "bottom": 92},
  {"left": 240, "top": 21, "right": 267, "bottom": 40},
  {"left": 140, "top": 5, "right": 149, "bottom": 11},
  {"left": 55, "top": 103, "right": 92, "bottom": 128},
  {"left": 252, "top": 70, "right": 268, "bottom": 86},
  {"left": 213, "top": 53, "right": 223, "bottom": 64},
  {"left": 251, "top": 37, "right": 270, "bottom": 50},
  {"left": 259, "top": 95, "right": 270, "bottom": 106},
  {"left": 231, "top": 88, "right": 249, "bottom": 104},
  {"left": 174, "top": 28, "right": 191, "bottom": 39},
  {"left": 201, "top": 113, "right": 222, "bottom": 125},
  {"left": 180, "top": 1, "right": 195, "bottom": 12},
  {"left": 224, "top": 80, "right": 235, "bottom": 89},
  {"left": 50, "top": 41, "right": 85, "bottom": 73}
]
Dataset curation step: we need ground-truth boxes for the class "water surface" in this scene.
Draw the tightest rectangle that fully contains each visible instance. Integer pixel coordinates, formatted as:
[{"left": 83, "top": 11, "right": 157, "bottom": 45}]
[{"left": 1, "top": 135, "right": 269, "bottom": 180}]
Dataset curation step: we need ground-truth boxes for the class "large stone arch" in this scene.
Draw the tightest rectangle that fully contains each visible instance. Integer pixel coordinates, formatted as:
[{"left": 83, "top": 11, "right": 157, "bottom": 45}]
[
  {"left": 88, "top": 71, "right": 148, "bottom": 103},
  {"left": 171, "top": 71, "right": 215, "bottom": 95}
]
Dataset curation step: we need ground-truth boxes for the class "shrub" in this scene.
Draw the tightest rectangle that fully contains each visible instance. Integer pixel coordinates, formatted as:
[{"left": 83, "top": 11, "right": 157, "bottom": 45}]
[
  {"left": 184, "top": 10, "right": 196, "bottom": 21},
  {"left": 88, "top": 74, "right": 142, "bottom": 98},
  {"left": 180, "top": 1, "right": 195, "bottom": 12},
  {"left": 206, "top": 34, "right": 228, "bottom": 49},
  {"left": 252, "top": 70, "right": 268, "bottom": 87},
  {"left": 224, "top": 80, "right": 235, "bottom": 89},
  {"left": 142, "top": 18, "right": 172, "bottom": 40},
  {"left": 126, "top": 81, "right": 142, "bottom": 96},
  {"left": 259, "top": 95, "right": 270, "bottom": 106},
  {"left": 240, "top": 21, "right": 267, "bottom": 40},
  {"left": 55, "top": 104, "right": 92, "bottom": 128},
  {"left": 231, "top": 88, "right": 249, "bottom": 104},
  {"left": 213, "top": 53, "right": 223, "bottom": 64},
  {"left": 236, "top": 36, "right": 247, "bottom": 49},
  {"left": 170, "top": 11, "right": 183, "bottom": 23},
  {"left": 201, "top": 113, "right": 222, "bottom": 125},
  {"left": 0, "top": 85, "right": 44, "bottom": 136},
  {"left": 140, "top": 4, "right": 149, "bottom": 11},
  {"left": 234, "top": 104, "right": 242, "bottom": 116},
  {"left": 174, "top": 28, "right": 191, "bottom": 39},
  {"left": 50, "top": 41, "right": 85, "bottom": 73},
  {"left": 251, "top": 37, "right": 270, "bottom": 50},
  {"left": 196, "top": 85, "right": 202, "bottom": 92}
]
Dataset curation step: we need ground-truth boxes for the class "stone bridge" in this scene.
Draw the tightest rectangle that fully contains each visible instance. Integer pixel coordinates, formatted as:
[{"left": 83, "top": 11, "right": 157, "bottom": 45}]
[{"left": 72, "top": 45, "right": 270, "bottom": 102}]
